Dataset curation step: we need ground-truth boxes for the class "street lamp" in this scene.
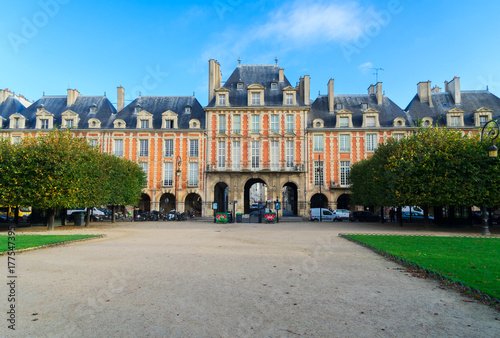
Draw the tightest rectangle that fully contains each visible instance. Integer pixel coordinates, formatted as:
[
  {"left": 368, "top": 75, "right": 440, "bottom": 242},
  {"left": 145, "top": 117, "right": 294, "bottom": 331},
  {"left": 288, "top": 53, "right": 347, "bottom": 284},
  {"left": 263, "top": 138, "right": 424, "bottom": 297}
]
[
  {"left": 479, "top": 119, "right": 499, "bottom": 235},
  {"left": 316, "top": 153, "right": 323, "bottom": 222},
  {"left": 175, "top": 155, "right": 182, "bottom": 212}
]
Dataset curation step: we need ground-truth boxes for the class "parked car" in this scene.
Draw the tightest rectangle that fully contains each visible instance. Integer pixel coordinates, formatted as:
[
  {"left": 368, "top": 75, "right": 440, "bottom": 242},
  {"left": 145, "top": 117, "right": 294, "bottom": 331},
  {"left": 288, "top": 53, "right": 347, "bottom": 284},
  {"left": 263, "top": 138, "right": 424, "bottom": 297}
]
[
  {"left": 472, "top": 211, "right": 499, "bottom": 225},
  {"left": 67, "top": 207, "right": 105, "bottom": 221},
  {"left": 332, "top": 209, "right": 350, "bottom": 219},
  {"left": 401, "top": 211, "right": 434, "bottom": 223},
  {"left": 309, "top": 208, "right": 342, "bottom": 222},
  {"left": 349, "top": 211, "right": 381, "bottom": 222}
]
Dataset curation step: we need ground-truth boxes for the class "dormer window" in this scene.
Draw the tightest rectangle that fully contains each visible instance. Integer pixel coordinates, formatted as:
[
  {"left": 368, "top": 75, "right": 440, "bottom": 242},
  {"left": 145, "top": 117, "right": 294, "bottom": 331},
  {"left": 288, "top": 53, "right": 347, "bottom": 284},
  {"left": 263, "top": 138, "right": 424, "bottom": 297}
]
[
  {"left": 65, "top": 119, "right": 74, "bottom": 128},
  {"left": 473, "top": 107, "right": 493, "bottom": 127},
  {"left": 366, "top": 116, "right": 375, "bottom": 127},
  {"left": 62, "top": 110, "right": 79, "bottom": 129},
  {"left": 185, "top": 106, "right": 191, "bottom": 114},
  {"left": 480, "top": 115, "right": 488, "bottom": 127},
  {"left": 136, "top": 110, "right": 153, "bottom": 129},
  {"left": 90, "top": 104, "right": 97, "bottom": 114},
  {"left": 161, "top": 110, "right": 178, "bottom": 129},
  {"left": 361, "top": 103, "right": 368, "bottom": 110},
  {"left": 134, "top": 105, "right": 142, "bottom": 114},
  {"left": 362, "top": 108, "right": 381, "bottom": 128},
  {"left": 251, "top": 92, "right": 260, "bottom": 105},
  {"left": 35, "top": 106, "right": 54, "bottom": 130},
  {"left": 271, "top": 83, "right": 277, "bottom": 89},
  {"left": 9, "top": 114, "right": 26, "bottom": 129},
  {"left": 335, "top": 109, "right": 353, "bottom": 128},
  {"left": 140, "top": 120, "right": 149, "bottom": 128},
  {"left": 445, "top": 108, "right": 465, "bottom": 127},
  {"left": 88, "top": 118, "right": 101, "bottom": 129},
  {"left": 336, "top": 103, "right": 343, "bottom": 110},
  {"left": 286, "top": 93, "right": 293, "bottom": 105},
  {"left": 218, "top": 94, "right": 226, "bottom": 106},
  {"left": 113, "top": 119, "right": 126, "bottom": 128},
  {"left": 41, "top": 119, "right": 49, "bottom": 129},
  {"left": 237, "top": 83, "right": 243, "bottom": 89},
  {"left": 339, "top": 117, "right": 348, "bottom": 127}
]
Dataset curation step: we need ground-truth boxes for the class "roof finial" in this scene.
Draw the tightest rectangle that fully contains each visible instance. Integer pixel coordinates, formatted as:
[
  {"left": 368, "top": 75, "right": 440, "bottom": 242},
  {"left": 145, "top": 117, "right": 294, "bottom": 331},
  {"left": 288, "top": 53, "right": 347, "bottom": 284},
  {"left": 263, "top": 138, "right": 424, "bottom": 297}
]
[
  {"left": 486, "top": 85, "right": 489, "bottom": 91},
  {"left": 238, "top": 57, "right": 241, "bottom": 65},
  {"left": 275, "top": 57, "right": 278, "bottom": 65}
]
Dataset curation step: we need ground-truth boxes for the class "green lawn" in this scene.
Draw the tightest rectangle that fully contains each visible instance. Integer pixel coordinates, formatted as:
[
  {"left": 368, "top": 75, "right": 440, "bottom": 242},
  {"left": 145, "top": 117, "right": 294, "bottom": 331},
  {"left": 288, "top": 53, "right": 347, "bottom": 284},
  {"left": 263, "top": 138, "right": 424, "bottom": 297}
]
[
  {"left": 0, "top": 234, "right": 101, "bottom": 252},
  {"left": 344, "top": 235, "right": 500, "bottom": 299}
]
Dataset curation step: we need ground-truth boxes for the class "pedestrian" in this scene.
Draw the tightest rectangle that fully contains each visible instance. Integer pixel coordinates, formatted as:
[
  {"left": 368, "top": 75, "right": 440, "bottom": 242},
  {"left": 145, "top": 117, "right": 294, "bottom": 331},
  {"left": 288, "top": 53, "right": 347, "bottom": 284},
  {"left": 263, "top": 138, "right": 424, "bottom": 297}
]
[{"left": 389, "top": 208, "right": 395, "bottom": 223}]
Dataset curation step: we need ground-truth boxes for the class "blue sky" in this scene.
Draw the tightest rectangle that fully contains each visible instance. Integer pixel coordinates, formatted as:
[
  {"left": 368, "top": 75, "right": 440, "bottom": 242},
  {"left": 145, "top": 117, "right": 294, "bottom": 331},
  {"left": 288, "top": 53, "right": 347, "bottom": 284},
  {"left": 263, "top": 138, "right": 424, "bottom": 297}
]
[{"left": 2, "top": 0, "right": 499, "bottom": 109}]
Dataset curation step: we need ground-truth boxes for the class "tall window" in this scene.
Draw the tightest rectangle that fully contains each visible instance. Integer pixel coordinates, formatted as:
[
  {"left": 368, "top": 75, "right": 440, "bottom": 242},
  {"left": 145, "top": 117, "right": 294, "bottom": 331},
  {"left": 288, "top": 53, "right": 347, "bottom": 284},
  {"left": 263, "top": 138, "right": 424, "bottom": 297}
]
[
  {"left": 339, "top": 117, "right": 349, "bottom": 127},
  {"left": 12, "top": 136, "right": 20, "bottom": 144},
  {"left": 314, "top": 161, "right": 324, "bottom": 186},
  {"left": 449, "top": 116, "right": 459, "bottom": 127},
  {"left": 251, "top": 115, "right": 260, "bottom": 133},
  {"left": 251, "top": 141, "right": 260, "bottom": 169},
  {"left": 14, "top": 118, "right": 20, "bottom": 129},
  {"left": 251, "top": 92, "right": 260, "bottom": 105},
  {"left": 89, "top": 139, "right": 98, "bottom": 148},
  {"left": 41, "top": 119, "right": 49, "bottom": 130},
  {"left": 140, "top": 162, "right": 148, "bottom": 186},
  {"left": 286, "top": 93, "right": 293, "bottom": 105},
  {"left": 480, "top": 115, "right": 488, "bottom": 127},
  {"left": 218, "top": 141, "right": 226, "bottom": 168},
  {"left": 286, "top": 140, "right": 294, "bottom": 168},
  {"left": 188, "top": 162, "right": 198, "bottom": 186},
  {"left": 140, "top": 120, "right": 149, "bottom": 128},
  {"left": 340, "top": 161, "right": 350, "bottom": 186},
  {"left": 139, "top": 139, "right": 149, "bottom": 157},
  {"left": 189, "top": 139, "right": 198, "bottom": 158},
  {"left": 313, "top": 134, "right": 324, "bottom": 152},
  {"left": 270, "top": 141, "right": 279, "bottom": 170},
  {"left": 366, "top": 116, "right": 376, "bottom": 127},
  {"left": 65, "top": 119, "right": 74, "bottom": 128},
  {"left": 219, "top": 115, "right": 226, "bottom": 134},
  {"left": 165, "top": 120, "right": 174, "bottom": 129},
  {"left": 114, "top": 139, "right": 123, "bottom": 157},
  {"left": 393, "top": 133, "right": 404, "bottom": 141},
  {"left": 232, "top": 141, "right": 241, "bottom": 170},
  {"left": 164, "top": 139, "right": 173, "bottom": 157},
  {"left": 285, "top": 115, "right": 294, "bottom": 133},
  {"left": 233, "top": 115, "right": 241, "bottom": 134},
  {"left": 270, "top": 115, "right": 279, "bottom": 133},
  {"left": 366, "top": 134, "right": 377, "bottom": 152},
  {"left": 339, "top": 134, "right": 350, "bottom": 152},
  {"left": 163, "top": 162, "right": 173, "bottom": 187},
  {"left": 218, "top": 94, "right": 226, "bottom": 106}
]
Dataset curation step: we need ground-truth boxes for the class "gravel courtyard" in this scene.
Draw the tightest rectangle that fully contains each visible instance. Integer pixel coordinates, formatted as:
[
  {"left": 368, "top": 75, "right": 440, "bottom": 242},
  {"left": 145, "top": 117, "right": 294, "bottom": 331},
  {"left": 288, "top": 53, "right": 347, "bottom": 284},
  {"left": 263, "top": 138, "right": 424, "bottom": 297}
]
[{"left": 2, "top": 221, "right": 499, "bottom": 337}]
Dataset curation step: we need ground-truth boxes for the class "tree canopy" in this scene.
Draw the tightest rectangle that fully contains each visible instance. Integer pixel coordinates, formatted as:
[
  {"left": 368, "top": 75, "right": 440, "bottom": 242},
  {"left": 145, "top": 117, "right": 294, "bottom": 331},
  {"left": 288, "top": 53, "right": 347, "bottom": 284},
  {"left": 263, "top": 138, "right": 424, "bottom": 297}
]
[
  {"left": 349, "top": 126, "right": 500, "bottom": 209},
  {"left": 0, "top": 130, "right": 146, "bottom": 229}
]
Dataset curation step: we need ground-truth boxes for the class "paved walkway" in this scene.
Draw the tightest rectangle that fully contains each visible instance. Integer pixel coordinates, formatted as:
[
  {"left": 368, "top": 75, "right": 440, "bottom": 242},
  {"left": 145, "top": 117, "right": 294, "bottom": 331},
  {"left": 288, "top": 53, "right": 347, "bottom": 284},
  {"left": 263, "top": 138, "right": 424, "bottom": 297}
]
[{"left": 2, "top": 221, "right": 499, "bottom": 337}]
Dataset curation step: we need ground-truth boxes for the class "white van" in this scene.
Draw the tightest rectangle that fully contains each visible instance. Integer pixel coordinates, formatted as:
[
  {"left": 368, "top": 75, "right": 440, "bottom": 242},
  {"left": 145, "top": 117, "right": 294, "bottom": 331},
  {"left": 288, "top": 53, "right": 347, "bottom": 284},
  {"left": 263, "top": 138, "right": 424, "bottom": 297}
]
[{"left": 309, "top": 208, "right": 342, "bottom": 222}]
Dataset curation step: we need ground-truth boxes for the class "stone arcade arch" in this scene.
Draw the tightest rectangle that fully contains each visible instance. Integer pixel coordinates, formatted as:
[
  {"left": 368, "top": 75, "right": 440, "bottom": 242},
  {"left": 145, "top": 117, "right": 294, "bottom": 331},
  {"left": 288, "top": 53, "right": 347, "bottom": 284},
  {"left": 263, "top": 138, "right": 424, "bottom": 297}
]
[
  {"left": 337, "top": 193, "right": 351, "bottom": 210},
  {"left": 159, "top": 193, "right": 175, "bottom": 213},
  {"left": 310, "top": 193, "right": 328, "bottom": 209},
  {"left": 282, "top": 182, "right": 298, "bottom": 216},
  {"left": 185, "top": 193, "right": 202, "bottom": 217},
  {"left": 244, "top": 178, "right": 267, "bottom": 214},
  {"left": 138, "top": 193, "right": 151, "bottom": 213},
  {"left": 214, "top": 182, "right": 229, "bottom": 213}
]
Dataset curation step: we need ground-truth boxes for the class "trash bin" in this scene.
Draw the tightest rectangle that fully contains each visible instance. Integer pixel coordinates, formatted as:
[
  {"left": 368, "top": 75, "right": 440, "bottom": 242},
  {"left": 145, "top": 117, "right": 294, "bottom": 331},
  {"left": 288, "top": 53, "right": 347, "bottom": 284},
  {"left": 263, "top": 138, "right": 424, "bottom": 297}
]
[
  {"left": 236, "top": 213, "right": 242, "bottom": 223},
  {"left": 74, "top": 212, "right": 85, "bottom": 226},
  {"left": 227, "top": 212, "right": 232, "bottom": 223}
]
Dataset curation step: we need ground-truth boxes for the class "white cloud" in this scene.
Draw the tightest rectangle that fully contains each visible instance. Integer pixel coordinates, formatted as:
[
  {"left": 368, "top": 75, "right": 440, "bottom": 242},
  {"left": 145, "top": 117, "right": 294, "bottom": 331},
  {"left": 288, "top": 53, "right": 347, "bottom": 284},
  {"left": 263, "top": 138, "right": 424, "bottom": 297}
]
[
  {"left": 256, "top": 1, "right": 366, "bottom": 46},
  {"left": 358, "top": 62, "right": 373, "bottom": 73}
]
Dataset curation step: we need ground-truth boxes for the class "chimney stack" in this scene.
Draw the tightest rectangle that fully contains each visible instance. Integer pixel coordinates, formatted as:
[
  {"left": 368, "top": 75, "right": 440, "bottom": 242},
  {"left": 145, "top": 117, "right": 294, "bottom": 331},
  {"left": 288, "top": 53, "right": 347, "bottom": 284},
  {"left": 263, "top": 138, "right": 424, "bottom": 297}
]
[
  {"left": 375, "top": 82, "right": 383, "bottom": 105},
  {"left": 298, "top": 77, "right": 304, "bottom": 100},
  {"left": 208, "top": 59, "right": 221, "bottom": 103},
  {"left": 368, "top": 84, "right": 375, "bottom": 95},
  {"left": 0, "top": 89, "right": 10, "bottom": 103},
  {"left": 117, "top": 86, "right": 125, "bottom": 112},
  {"left": 303, "top": 75, "right": 310, "bottom": 105},
  {"left": 431, "top": 86, "right": 441, "bottom": 93},
  {"left": 278, "top": 68, "right": 284, "bottom": 82},
  {"left": 67, "top": 89, "right": 80, "bottom": 106},
  {"left": 328, "top": 79, "right": 334, "bottom": 112},
  {"left": 447, "top": 76, "right": 461, "bottom": 104},
  {"left": 417, "top": 81, "right": 433, "bottom": 107}
]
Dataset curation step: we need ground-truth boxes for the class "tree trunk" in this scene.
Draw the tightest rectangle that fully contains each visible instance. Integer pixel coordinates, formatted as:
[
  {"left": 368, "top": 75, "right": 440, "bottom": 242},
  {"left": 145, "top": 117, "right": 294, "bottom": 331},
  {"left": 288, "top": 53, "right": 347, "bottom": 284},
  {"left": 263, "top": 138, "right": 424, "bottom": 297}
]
[
  {"left": 14, "top": 206, "right": 19, "bottom": 225},
  {"left": 112, "top": 205, "right": 116, "bottom": 223},
  {"left": 85, "top": 209, "right": 91, "bottom": 227},
  {"left": 380, "top": 206, "right": 385, "bottom": 223},
  {"left": 398, "top": 206, "right": 403, "bottom": 227},
  {"left": 61, "top": 208, "right": 66, "bottom": 226},
  {"left": 47, "top": 209, "right": 55, "bottom": 231}
]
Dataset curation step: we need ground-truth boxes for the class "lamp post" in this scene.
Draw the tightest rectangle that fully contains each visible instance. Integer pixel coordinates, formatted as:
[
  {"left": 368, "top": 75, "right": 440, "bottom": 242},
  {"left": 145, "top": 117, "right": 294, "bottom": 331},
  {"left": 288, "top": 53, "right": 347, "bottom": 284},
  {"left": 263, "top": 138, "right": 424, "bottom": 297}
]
[
  {"left": 233, "top": 184, "right": 237, "bottom": 223},
  {"left": 316, "top": 154, "right": 323, "bottom": 222},
  {"left": 175, "top": 155, "right": 182, "bottom": 213},
  {"left": 479, "top": 119, "right": 499, "bottom": 235}
]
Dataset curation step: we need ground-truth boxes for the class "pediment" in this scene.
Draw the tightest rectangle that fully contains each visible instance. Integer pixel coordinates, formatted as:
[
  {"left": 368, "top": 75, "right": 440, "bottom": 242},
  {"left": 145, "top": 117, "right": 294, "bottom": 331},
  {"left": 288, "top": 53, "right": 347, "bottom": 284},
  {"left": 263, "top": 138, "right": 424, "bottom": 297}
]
[
  {"left": 282, "top": 86, "right": 297, "bottom": 91},
  {"left": 362, "top": 107, "right": 380, "bottom": 114},
  {"left": 473, "top": 106, "right": 493, "bottom": 113},
  {"left": 335, "top": 108, "right": 353, "bottom": 115},
  {"left": 446, "top": 107, "right": 465, "bottom": 114},
  {"left": 215, "top": 87, "right": 230, "bottom": 92},
  {"left": 35, "top": 108, "right": 53, "bottom": 117},
  {"left": 162, "top": 110, "right": 178, "bottom": 117},
  {"left": 61, "top": 109, "right": 78, "bottom": 117},
  {"left": 9, "top": 113, "right": 25, "bottom": 119},
  {"left": 137, "top": 110, "right": 153, "bottom": 117},
  {"left": 246, "top": 84, "right": 265, "bottom": 90}
]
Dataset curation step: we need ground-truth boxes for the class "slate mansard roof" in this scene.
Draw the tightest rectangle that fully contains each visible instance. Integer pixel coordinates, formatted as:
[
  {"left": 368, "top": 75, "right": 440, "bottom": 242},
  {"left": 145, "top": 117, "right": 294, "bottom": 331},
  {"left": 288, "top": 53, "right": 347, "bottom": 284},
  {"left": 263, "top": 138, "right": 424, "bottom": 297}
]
[
  {"left": 115, "top": 96, "right": 205, "bottom": 129},
  {"left": 308, "top": 93, "right": 406, "bottom": 128},
  {"left": 19, "top": 95, "right": 116, "bottom": 129},
  {"left": 207, "top": 65, "right": 307, "bottom": 107},
  {"left": 0, "top": 95, "right": 29, "bottom": 128},
  {"left": 405, "top": 90, "right": 500, "bottom": 126}
]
